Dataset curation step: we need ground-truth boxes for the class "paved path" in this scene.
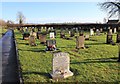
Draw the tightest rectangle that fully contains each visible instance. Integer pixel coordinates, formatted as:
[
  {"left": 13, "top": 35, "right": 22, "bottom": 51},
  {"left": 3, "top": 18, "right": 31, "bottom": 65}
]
[{"left": 0, "top": 29, "right": 20, "bottom": 83}]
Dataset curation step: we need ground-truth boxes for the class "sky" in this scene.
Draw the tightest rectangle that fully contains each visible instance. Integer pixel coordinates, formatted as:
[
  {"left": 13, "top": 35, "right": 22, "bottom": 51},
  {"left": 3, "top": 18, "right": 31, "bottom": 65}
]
[{"left": 1, "top": 1, "right": 118, "bottom": 24}]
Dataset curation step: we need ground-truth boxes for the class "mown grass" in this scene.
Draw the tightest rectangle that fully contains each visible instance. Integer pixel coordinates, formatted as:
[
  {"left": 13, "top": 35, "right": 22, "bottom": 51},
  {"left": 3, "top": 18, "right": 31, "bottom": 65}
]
[
  {"left": 0, "top": 27, "right": 7, "bottom": 38},
  {"left": 14, "top": 29, "right": 120, "bottom": 83}
]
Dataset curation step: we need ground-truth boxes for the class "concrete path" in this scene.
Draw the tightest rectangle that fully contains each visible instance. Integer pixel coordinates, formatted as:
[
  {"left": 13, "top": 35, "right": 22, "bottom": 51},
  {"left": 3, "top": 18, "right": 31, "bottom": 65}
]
[{"left": 0, "top": 29, "right": 20, "bottom": 83}]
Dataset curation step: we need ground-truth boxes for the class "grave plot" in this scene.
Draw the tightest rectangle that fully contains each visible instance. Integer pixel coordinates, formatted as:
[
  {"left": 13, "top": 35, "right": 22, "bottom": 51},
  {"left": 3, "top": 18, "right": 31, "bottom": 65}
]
[
  {"left": 22, "top": 32, "right": 30, "bottom": 40},
  {"left": 50, "top": 52, "right": 73, "bottom": 79},
  {"left": 46, "top": 40, "right": 56, "bottom": 51}
]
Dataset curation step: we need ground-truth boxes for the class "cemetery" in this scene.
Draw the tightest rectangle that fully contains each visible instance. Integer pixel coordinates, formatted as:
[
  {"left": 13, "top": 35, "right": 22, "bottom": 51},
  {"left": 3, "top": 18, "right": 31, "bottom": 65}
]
[
  {"left": 1, "top": 1, "right": 120, "bottom": 83},
  {"left": 2, "top": 25, "right": 118, "bottom": 83}
]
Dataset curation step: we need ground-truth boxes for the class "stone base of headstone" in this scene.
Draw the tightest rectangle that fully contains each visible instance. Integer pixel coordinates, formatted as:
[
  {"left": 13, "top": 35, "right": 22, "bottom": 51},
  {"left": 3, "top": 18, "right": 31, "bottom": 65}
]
[{"left": 50, "top": 71, "right": 73, "bottom": 79}]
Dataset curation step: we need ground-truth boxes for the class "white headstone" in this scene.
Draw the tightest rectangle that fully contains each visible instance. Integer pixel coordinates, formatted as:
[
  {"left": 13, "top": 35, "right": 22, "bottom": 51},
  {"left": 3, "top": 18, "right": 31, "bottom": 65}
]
[
  {"left": 50, "top": 52, "right": 73, "bottom": 79},
  {"left": 96, "top": 29, "right": 100, "bottom": 35},
  {"left": 109, "top": 29, "right": 112, "bottom": 34},
  {"left": 90, "top": 29, "right": 94, "bottom": 36},
  {"left": 69, "top": 31, "right": 71, "bottom": 35},
  {"left": 50, "top": 32, "right": 55, "bottom": 39},
  {"left": 114, "top": 28, "right": 116, "bottom": 33}
]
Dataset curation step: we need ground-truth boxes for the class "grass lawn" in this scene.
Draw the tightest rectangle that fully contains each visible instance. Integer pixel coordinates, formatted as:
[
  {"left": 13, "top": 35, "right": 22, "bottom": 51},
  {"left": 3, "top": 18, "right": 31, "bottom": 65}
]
[{"left": 15, "top": 29, "right": 120, "bottom": 83}]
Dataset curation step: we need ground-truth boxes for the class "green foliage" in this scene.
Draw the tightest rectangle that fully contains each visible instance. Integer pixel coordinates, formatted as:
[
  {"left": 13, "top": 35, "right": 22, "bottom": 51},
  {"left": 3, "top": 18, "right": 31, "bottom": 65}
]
[{"left": 15, "top": 30, "right": 119, "bottom": 83}]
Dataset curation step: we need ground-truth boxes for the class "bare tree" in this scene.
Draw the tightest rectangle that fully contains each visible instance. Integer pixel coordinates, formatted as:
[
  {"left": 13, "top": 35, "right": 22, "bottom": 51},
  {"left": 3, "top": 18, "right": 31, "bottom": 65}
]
[
  {"left": 99, "top": 0, "right": 120, "bottom": 21},
  {"left": 17, "top": 12, "right": 25, "bottom": 24}
]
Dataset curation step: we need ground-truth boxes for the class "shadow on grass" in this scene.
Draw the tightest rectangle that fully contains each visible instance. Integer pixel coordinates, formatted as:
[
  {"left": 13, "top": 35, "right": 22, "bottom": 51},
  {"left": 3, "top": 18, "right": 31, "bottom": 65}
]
[
  {"left": 57, "top": 45, "right": 75, "bottom": 49},
  {"left": 22, "top": 71, "right": 51, "bottom": 78},
  {"left": 85, "top": 57, "right": 118, "bottom": 61},
  {"left": 70, "top": 68, "right": 80, "bottom": 76},
  {"left": 89, "top": 39, "right": 98, "bottom": 42},
  {"left": 18, "top": 48, "right": 46, "bottom": 53},
  {"left": 18, "top": 42, "right": 29, "bottom": 45},
  {"left": 86, "top": 42, "right": 105, "bottom": 45},
  {"left": 71, "top": 57, "right": 118, "bottom": 64}
]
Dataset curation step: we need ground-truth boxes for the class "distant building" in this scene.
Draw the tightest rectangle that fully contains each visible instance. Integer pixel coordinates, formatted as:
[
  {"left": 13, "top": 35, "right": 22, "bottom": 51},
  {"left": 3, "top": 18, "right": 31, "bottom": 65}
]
[{"left": 107, "top": 19, "right": 119, "bottom": 24}]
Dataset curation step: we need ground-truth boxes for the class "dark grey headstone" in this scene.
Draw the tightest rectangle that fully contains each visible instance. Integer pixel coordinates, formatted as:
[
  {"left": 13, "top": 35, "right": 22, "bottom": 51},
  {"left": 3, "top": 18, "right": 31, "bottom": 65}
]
[{"left": 106, "top": 32, "right": 113, "bottom": 44}]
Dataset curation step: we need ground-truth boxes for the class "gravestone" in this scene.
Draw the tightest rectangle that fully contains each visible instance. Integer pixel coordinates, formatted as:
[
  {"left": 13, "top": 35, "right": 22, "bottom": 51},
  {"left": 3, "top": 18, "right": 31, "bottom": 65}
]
[
  {"left": 60, "top": 31, "right": 65, "bottom": 38},
  {"left": 85, "top": 35, "right": 89, "bottom": 40},
  {"left": 46, "top": 40, "right": 56, "bottom": 51},
  {"left": 25, "top": 27, "right": 28, "bottom": 32},
  {"left": 70, "top": 30, "right": 75, "bottom": 37},
  {"left": 20, "top": 28, "right": 24, "bottom": 34},
  {"left": 37, "top": 31, "right": 41, "bottom": 39},
  {"left": 96, "top": 29, "right": 100, "bottom": 35},
  {"left": 116, "top": 27, "right": 120, "bottom": 43},
  {"left": 50, "top": 52, "right": 73, "bottom": 79},
  {"left": 100, "top": 28, "right": 103, "bottom": 33},
  {"left": 39, "top": 34, "right": 46, "bottom": 44},
  {"left": 68, "top": 31, "right": 71, "bottom": 35},
  {"left": 106, "top": 32, "right": 113, "bottom": 44},
  {"left": 114, "top": 28, "right": 116, "bottom": 34},
  {"left": 76, "top": 36, "right": 85, "bottom": 49},
  {"left": 90, "top": 29, "right": 94, "bottom": 36},
  {"left": 29, "top": 35, "right": 36, "bottom": 46},
  {"left": 109, "top": 29, "right": 112, "bottom": 34},
  {"left": 30, "top": 31, "right": 37, "bottom": 38},
  {"left": 33, "top": 32, "right": 37, "bottom": 38},
  {"left": 50, "top": 32, "right": 55, "bottom": 39},
  {"left": 116, "top": 34, "right": 120, "bottom": 43},
  {"left": 23, "top": 32, "right": 30, "bottom": 40}
]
